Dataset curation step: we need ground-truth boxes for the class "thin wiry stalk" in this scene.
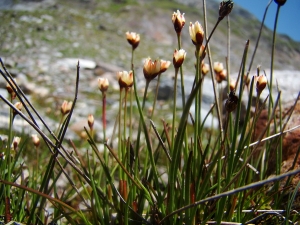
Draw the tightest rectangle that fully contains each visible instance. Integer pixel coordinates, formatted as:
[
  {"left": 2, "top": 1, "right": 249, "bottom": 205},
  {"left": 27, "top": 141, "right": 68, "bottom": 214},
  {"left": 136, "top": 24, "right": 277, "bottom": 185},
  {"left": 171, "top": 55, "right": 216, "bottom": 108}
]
[
  {"left": 247, "top": 0, "right": 272, "bottom": 74},
  {"left": 202, "top": 0, "right": 223, "bottom": 138},
  {"left": 223, "top": 91, "right": 281, "bottom": 192},
  {"left": 269, "top": 4, "right": 281, "bottom": 111},
  {"left": 177, "top": 33, "right": 186, "bottom": 107},
  {"left": 160, "top": 167, "right": 300, "bottom": 225},
  {"left": 171, "top": 67, "right": 179, "bottom": 150},
  {"left": 150, "top": 74, "right": 161, "bottom": 119}
]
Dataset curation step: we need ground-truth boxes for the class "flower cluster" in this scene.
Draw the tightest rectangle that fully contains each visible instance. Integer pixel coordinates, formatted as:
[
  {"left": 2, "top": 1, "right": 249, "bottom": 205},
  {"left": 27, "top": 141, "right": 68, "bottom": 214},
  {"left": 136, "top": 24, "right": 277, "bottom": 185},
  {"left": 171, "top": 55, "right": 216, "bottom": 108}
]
[{"left": 143, "top": 58, "right": 171, "bottom": 81}]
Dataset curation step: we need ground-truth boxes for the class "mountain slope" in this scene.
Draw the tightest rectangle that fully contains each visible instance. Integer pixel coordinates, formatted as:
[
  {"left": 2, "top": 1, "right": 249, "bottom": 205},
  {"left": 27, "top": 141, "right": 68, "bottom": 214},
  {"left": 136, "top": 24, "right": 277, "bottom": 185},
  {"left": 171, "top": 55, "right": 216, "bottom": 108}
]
[{"left": 0, "top": 0, "right": 299, "bottom": 74}]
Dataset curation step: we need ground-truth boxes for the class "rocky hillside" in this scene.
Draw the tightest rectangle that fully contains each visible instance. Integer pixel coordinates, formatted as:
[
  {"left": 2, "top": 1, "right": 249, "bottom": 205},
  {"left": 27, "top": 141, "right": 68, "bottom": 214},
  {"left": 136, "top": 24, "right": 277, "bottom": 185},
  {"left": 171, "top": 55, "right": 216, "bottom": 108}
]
[{"left": 0, "top": 0, "right": 300, "bottom": 73}]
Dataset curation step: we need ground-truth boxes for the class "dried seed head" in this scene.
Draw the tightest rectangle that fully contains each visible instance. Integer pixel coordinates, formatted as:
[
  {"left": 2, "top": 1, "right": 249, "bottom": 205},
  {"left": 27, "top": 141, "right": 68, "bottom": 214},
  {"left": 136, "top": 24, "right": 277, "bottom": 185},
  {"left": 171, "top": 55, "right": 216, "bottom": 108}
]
[
  {"left": 219, "top": 0, "right": 234, "bottom": 20},
  {"left": 225, "top": 90, "right": 238, "bottom": 113},
  {"left": 274, "top": 0, "right": 287, "bottom": 6}
]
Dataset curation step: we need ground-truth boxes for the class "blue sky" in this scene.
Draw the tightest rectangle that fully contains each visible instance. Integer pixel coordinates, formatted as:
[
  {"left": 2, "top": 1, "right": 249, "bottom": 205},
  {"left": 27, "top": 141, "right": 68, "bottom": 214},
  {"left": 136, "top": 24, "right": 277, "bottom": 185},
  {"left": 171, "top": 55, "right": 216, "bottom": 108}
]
[{"left": 233, "top": 0, "right": 300, "bottom": 42}]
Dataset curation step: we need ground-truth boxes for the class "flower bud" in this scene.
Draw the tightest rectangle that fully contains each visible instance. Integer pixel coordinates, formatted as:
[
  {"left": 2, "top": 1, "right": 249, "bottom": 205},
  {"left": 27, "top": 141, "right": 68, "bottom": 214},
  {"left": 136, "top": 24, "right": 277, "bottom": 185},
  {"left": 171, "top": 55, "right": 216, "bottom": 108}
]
[
  {"left": 126, "top": 32, "right": 140, "bottom": 50},
  {"left": 31, "top": 134, "right": 40, "bottom": 148},
  {"left": 143, "top": 58, "right": 161, "bottom": 81},
  {"left": 256, "top": 74, "right": 267, "bottom": 94},
  {"left": 274, "top": 0, "right": 286, "bottom": 6},
  {"left": 202, "top": 63, "right": 209, "bottom": 76},
  {"left": 244, "top": 75, "right": 250, "bottom": 87},
  {"left": 13, "top": 102, "right": 23, "bottom": 116},
  {"left": 189, "top": 21, "right": 204, "bottom": 46},
  {"left": 6, "top": 79, "right": 17, "bottom": 99},
  {"left": 216, "top": 69, "right": 227, "bottom": 83},
  {"left": 200, "top": 44, "right": 206, "bottom": 60},
  {"left": 229, "top": 79, "right": 236, "bottom": 91},
  {"left": 98, "top": 78, "right": 109, "bottom": 93},
  {"left": 213, "top": 62, "right": 224, "bottom": 73},
  {"left": 61, "top": 100, "right": 72, "bottom": 115},
  {"left": 172, "top": 10, "right": 185, "bottom": 34},
  {"left": 12, "top": 136, "right": 21, "bottom": 150},
  {"left": 88, "top": 114, "right": 94, "bottom": 130},
  {"left": 118, "top": 71, "right": 134, "bottom": 89},
  {"left": 219, "top": 0, "right": 234, "bottom": 20},
  {"left": 173, "top": 49, "right": 186, "bottom": 68}
]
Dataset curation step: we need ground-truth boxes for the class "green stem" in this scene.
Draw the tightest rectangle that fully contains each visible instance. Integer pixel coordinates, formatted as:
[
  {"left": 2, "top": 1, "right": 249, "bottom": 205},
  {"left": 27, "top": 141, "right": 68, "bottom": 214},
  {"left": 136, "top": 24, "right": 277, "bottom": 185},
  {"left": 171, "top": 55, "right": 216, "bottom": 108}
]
[
  {"left": 134, "top": 80, "right": 149, "bottom": 155},
  {"left": 150, "top": 74, "right": 161, "bottom": 119},
  {"left": 269, "top": 5, "right": 281, "bottom": 112},
  {"left": 130, "top": 48, "right": 134, "bottom": 141},
  {"left": 202, "top": 0, "right": 223, "bottom": 136},
  {"left": 118, "top": 89, "right": 124, "bottom": 180},
  {"left": 6, "top": 95, "right": 13, "bottom": 198},
  {"left": 102, "top": 92, "right": 108, "bottom": 163},
  {"left": 124, "top": 88, "right": 129, "bottom": 182},
  {"left": 171, "top": 68, "right": 179, "bottom": 150},
  {"left": 177, "top": 33, "right": 186, "bottom": 108}
]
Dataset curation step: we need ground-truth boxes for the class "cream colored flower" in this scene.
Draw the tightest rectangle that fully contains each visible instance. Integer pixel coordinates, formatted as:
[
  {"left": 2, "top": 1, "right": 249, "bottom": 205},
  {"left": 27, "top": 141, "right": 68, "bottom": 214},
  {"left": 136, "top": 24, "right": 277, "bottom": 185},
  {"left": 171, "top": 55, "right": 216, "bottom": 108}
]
[
  {"left": 229, "top": 79, "right": 236, "bottom": 91},
  {"left": 189, "top": 21, "right": 204, "bottom": 46},
  {"left": 213, "top": 62, "right": 224, "bottom": 74},
  {"left": 160, "top": 59, "right": 171, "bottom": 73},
  {"left": 31, "top": 134, "right": 40, "bottom": 147},
  {"left": 118, "top": 71, "right": 134, "bottom": 89},
  {"left": 256, "top": 74, "right": 267, "bottom": 94},
  {"left": 201, "top": 63, "right": 209, "bottom": 76},
  {"left": 143, "top": 58, "right": 161, "bottom": 81},
  {"left": 173, "top": 49, "right": 186, "bottom": 68},
  {"left": 98, "top": 78, "right": 109, "bottom": 93},
  {"left": 126, "top": 32, "right": 140, "bottom": 50},
  {"left": 61, "top": 100, "right": 73, "bottom": 115},
  {"left": 216, "top": 69, "right": 227, "bottom": 83},
  {"left": 87, "top": 114, "right": 94, "bottom": 130},
  {"left": 172, "top": 10, "right": 185, "bottom": 34},
  {"left": 12, "top": 136, "right": 21, "bottom": 150}
]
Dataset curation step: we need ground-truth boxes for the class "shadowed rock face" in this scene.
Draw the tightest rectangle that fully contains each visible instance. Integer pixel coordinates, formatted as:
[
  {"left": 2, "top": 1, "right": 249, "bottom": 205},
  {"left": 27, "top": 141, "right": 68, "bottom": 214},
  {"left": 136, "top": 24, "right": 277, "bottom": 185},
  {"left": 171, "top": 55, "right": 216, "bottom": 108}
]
[{"left": 254, "top": 98, "right": 300, "bottom": 179}]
